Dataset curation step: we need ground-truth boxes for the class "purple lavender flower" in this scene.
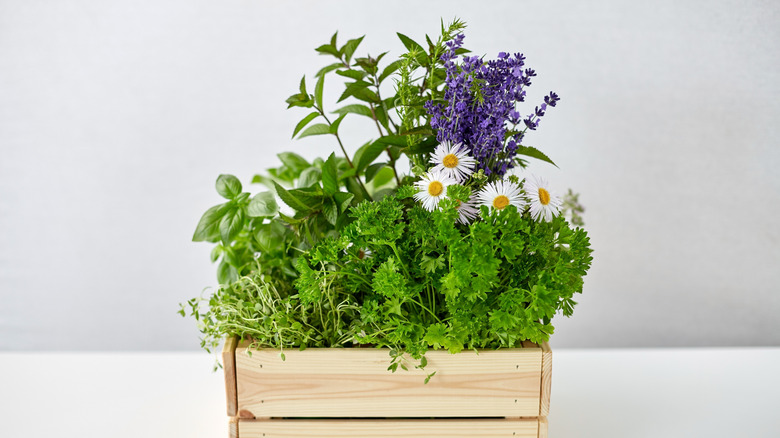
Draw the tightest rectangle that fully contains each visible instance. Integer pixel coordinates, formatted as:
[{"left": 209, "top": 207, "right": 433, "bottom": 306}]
[{"left": 425, "top": 34, "right": 560, "bottom": 176}]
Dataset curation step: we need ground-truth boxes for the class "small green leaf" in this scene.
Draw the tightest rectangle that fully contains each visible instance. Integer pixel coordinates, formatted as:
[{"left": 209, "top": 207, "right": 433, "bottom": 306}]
[
  {"left": 329, "top": 114, "right": 346, "bottom": 135},
  {"left": 255, "top": 220, "right": 286, "bottom": 252},
  {"left": 315, "top": 44, "right": 340, "bottom": 57},
  {"left": 273, "top": 181, "right": 312, "bottom": 213},
  {"left": 209, "top": 244, "right": 222, "bottom": 263},
  {"left": 292, "top": 111, "right": 320, "bottom": 138},
  {"left": 215, "top": 174, "right": 242, "bottom": 199},
  {"left": 298, "top": 75, "right": 307, "bottom": 94},
  {"left": 315, "top": 62, "right": 342, "bottom": 77},
  {"left": 247, "top": 191, "right": 278, "bottom": 217},
  {"left": 378, "top": 60, "right": 403, "bottom": 83},
  {"left": 337, "top": 80, "right": 379, "bottom": 103},
  {"left": 364, "top": 162, "right": 385, "bottom": 183},
  {"left": 322, "top": 198, "right": 338, "bottom": 225},
  {"left": 397, "top": 33, "right": 424, "bottom": 53},
  {"left": 370, "top": 167, "right": 395, "bottom": 188},
  {"left": 192, "top": 203, "right": 228, "bottom": 242},
  {"left": 298, "top": 123, "right": 331, "bottom": 138},
  {"left": 333, "top": 191, "right": 354, "bottom": 213},
  {"left": 516, "top": 145, "right": 558, "bottom": 167},
  {"left": 355, "top": 140, "right": 388, "bottom": 173},
  {"left": 335, "top": 69, "right": 366, "bottom": 81},
  {"left": 219, "top": 208, "right": 244, "bottom": 245},
  {"left": 314, "top": 74, "right": 325, "bottom": 109},
  {"left": 332, "top": 104, "right": 374, "bottom": 119},
  {"left": 340, "top": 36, "right": 364, "bottom": 63},
  {"left": 296, "top": 167, "right": 321, "bottom": 188},
  {"left": 277, "top": 152, "right": 311, "bottom": 173},
  {"left": 322, "top": 153, "right": 339, "bottom": 195},
  {"left": 217, "top": 261, "right": 238, "bottom": 285}
]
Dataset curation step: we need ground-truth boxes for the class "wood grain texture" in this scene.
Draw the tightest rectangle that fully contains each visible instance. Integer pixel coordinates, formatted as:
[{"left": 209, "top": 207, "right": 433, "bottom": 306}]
[
  {"left": 229, "top": 416, "right": 239, "bottom": 438},
  {"left": 538, "top": 416, "right": 548, "bottom": 438},
  {"left": 540, "top": 342, "right": 552, "bottom": 417},
  {"left": 223, "top": 336, "right": 238, "bottom": 417},
  {"left": 238, "top": 418, "right": 540, "bottom": 437},
  {"left": 235, "top": 346, "right": 542, "bottom": 418}
]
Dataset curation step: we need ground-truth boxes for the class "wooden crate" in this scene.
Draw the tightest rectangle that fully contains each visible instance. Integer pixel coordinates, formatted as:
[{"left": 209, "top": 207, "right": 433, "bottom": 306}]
[{"left": 223, "top": 337, "right": 551, "bottom": 437}]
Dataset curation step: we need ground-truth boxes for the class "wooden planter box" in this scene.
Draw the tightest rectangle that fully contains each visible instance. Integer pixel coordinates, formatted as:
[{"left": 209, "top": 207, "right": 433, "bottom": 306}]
[{"left": 222, "top": 337, "right": 551, "bottom": 437}]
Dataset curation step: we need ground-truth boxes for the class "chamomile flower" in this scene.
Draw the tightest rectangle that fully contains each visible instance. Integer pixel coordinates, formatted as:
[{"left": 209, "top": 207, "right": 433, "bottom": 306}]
[
  {"left": 430, "top": 142, "right": 477, "bottom": 182},
  {"left": 524, "top": 175, "right": 562, "bottom": 222},
  {"left": 413, "top": 170, "right": 456, "bottom": 211},
  {"left": 476, "top": 179, "right": 526, "bottom": 213},
  {"left": 454, "top": 198, "right": 479, "bottom": 225}
]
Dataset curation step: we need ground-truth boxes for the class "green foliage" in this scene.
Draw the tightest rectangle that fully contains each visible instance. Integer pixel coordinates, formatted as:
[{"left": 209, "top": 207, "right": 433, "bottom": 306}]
[{"left": 185, "top": 20, "right": 593, "bottom": 376}]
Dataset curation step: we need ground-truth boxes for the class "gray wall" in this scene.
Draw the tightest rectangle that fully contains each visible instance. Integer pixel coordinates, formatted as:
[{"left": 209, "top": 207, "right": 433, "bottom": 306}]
[{"left": 1, "top": 0, "right": 778, "bottom": 350}]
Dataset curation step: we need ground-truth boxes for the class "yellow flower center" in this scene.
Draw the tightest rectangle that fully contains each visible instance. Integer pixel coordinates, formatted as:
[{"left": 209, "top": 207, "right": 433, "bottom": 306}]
[
  {"left": 538, "top": 188, "right": 550, "bottom": 205},
  {"left": 492, "top": 195, "right": 510, "bottom": 210},
  {"left": 428, "top": 181, "right": 444, "bottom": 197},
  {"left": 442, "top": 153, "right": 459, "bottom": 168}
]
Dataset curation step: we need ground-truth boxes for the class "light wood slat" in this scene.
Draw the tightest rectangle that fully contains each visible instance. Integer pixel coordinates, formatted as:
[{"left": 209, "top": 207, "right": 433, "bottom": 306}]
[
  {"left": 238, "top": 418, "right": 540, "bottom": 437},
  {"left": 540, "top": 342, "right": 552, "bottom": 417},
  {"left": 538, "top": 416, "right": 548, "bottom": 438},
  {"left": 229, "top": 416, "right": 239, "bottom": 438},
  {"left": 223, "top": 337, "right": 239, "bottom": 417},
  {"left": 235, "top": 347, "right": 542, "bottom": 418}
]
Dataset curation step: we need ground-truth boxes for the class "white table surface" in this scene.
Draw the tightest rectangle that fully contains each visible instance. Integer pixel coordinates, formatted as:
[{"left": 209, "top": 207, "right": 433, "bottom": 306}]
[{"left": 1, "top": 348, "right": 778, "bottom": 437}]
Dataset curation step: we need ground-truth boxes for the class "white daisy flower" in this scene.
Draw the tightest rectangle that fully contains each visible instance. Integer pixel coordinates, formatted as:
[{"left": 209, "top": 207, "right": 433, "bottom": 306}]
[
  {"left": 454, "top": 198, "right": 479, "bottom": 225},
  {"left": 524, "top": 175, "right": 562, "bottom": 222},
  {"left": 413, "top": 170, "right": 456, "bottom": 211},
  {"left": 476, "top": 179, "right": 526, "bottom": 213},
  {"left": 430, "top": 142, "right": 477, "bottom": 182}
]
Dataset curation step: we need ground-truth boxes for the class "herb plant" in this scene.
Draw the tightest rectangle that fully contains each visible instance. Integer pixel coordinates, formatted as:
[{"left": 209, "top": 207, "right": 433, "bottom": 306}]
[{"left": 182, "top": 20, "right": 593, "bottom": 371}]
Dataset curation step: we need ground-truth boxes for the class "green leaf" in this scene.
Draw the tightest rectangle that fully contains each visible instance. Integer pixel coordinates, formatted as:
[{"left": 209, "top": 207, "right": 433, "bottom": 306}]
[
  {"left": 370, "top": 167, "right": 395, "bottom": 188},
  {"left": 340, "top": 36, "right": 364, "bottom": 63},
  {"left": 329, "top": 114, "right": 346, "bottom": 135},
  {"left": 292, "top": 111, "right": 320, "bottom": 138},
  {"left": 397, "top": 33, "right": 424, "bottom": 54},
  {"left": 332, "top": 104, "right": 374, "bottom": 119},
  {"left": 516, "top": 145, "right": 558, "bottom": 167},
  {"left": 215, "top": 174, "right": 242, "bottom": 199},
  {"left": 337, "top": 81, "right": 379, "bottom": 103},
  {"left": 315, "top": 62, "right": 343, "bottom": 77},
  {"left": 335, "top": 69, "right": 366, "bottom": 81},
  {"left": 314, "top": 74, "right": 325, "bottom": 109},
  {"left": 247, "top": 191, "right": 278, "bottom": 217},
  {"left": 315, "top": 44, "right": 339, "bottom": 57},
  {"left": 209, "top": 244, "right": 222, "bottom": 263},
  {"left": 355, "top": 140, "right": 388, "bottom": 173},
  {"left": 255, "top": 220, "right": 286, "bottom": 252},
  {"left": 192, "top": 203, "right": 228, "bottom": 242},
  {"left": 277, "top": 152, "right": 311, "bottom": 173},
  {"left": 297, "top": 123, "right": 331, "bottom": 139},
  {"left": 285, "top": 92, "right": 313, "bottom": 109},
  {"left": 298, "top": 75, "right": 307, "bottom": 94},
  {"left": 333, "top": 191, "right": 354, "bottom": 213},
  {"left": 219, "top": 208, "right": 244, "bottom": 245},
  {"left": 322, "top": 153, "right": 339, "bottom": 195},
  {"left": 378, "top": 60, "right": 403, "bottom": 83},
  {"left": 296, "top": 167, "right": 321, "bottom": 188},
  {"left": 364, "top": 162, "right": 385, "bottom": 183},
  {"left": 273, "top": 181, "right": 312, "bottom": 213},
  {"left": 322, "top": 198, "right": 338, "bottom": 225},
  {"left": 217, "top": 260, "right": 238, "bottom": 285}
]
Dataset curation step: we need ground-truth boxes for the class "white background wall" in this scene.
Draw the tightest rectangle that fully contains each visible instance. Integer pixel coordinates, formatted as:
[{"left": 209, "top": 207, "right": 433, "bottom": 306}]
[{"left": 1, "top": 0, "right": 778, "bottom": 350}]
